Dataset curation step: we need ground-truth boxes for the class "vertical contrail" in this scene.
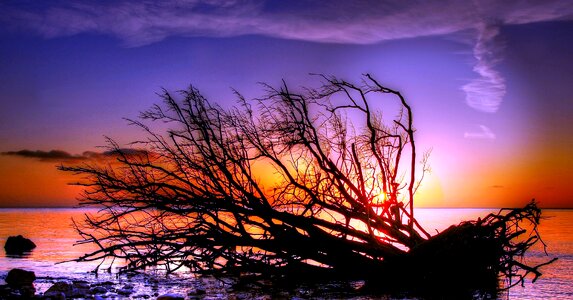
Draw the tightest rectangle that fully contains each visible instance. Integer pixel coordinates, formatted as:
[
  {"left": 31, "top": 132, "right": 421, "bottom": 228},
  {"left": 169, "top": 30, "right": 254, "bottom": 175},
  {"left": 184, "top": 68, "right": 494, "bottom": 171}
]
[{"left": 462, "top": 22, "right": 506, "bottom": 113}]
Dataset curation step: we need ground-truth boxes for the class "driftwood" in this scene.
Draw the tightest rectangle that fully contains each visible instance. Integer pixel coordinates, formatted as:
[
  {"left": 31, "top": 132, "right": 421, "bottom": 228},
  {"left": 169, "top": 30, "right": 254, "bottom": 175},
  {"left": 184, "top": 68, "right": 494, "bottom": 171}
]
[{"left": 60, "top": 75, "right": 554, "bottom": 296}]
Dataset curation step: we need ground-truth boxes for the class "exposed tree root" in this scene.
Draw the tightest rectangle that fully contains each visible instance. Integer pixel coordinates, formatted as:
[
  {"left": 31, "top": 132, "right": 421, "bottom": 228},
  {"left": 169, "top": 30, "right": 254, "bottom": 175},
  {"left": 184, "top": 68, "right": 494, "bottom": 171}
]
[
  {"left": 59, "top": 76, "right": 555, "bottom": 298},
  {"left": 210, "top": 201, "right": 555, "bottom": 297}
]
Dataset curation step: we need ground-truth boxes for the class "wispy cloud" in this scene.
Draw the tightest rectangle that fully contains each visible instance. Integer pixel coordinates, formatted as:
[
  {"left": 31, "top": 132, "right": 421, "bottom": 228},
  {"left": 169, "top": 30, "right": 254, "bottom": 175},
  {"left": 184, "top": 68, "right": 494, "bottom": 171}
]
[
  {"left": 2, "top": 149, "right": 148, "bottom": 162},
  {"left": 2, "top": 1, "right": 572, "bottom": 46},
  {"left": 1, "top": 0, "right": 572, "bottom": 112},
  {"left": 461, "top": 23, "right": 506, "bottom": 113},
  {"left": 1, "top": 150, "right": 85, "bottom": 162},
  {"left": 464, "top": 125, "right": 496, "bottom": 140}
]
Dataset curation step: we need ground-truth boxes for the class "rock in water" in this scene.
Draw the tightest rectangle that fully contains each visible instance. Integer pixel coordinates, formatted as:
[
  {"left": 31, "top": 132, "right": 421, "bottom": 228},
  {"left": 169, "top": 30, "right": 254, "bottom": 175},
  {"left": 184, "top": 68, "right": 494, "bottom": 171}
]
[
  {"left": 157, "top": 293, "right": 185, "bottom": 300},
  {"left": 43, "top": 291, "right": 66, "bottom": 300},
  {"left": 45, "top": 282, "right": 73, "bottom": 297},
  {"left": 4, "top": 235, "right": 36, "bottom": 254},
  {"left": 3, "top": 269, "right": 36, "bottom": 298},
  {"left": 4, "top": 268, "right": 36, "bottom": 287},
  {"left": 89, "top": 286, "right": 108, "bottom": 294}
]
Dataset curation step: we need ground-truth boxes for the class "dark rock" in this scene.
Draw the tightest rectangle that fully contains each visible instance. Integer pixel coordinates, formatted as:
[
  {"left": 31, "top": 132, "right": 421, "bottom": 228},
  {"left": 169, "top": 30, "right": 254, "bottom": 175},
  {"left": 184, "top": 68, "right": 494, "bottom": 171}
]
[
  {"left": 4, "top": 235, "right": 36, "bottom": 254},
  {"left": 97, "top": 281, "right": 114, "bottom": 286},
  {"left": 70, "top": 280, "right": 90, "bottom": 297},
  {"left": 44, "top": 281, "right": 89, "bottom": 298},
  {"left": 157, "top": 293, "right": 185, "bottom": 300},
  {"left": 0, "top": 284, "right": 15, "bottom": 299},
  {"left": 71, "top": 280, "right": 90, "bottom": 289},
  {"left": 188, "top": 287, "right": 206, "bottom": 295},
  {"left": 45, "top": 282, "right": 73, "bottom": 297},
  {"left": 5, "top": 268, "right": 36, "bottom": 287},
  {"left": 19, "top": 285, "right": 36, "bottom": 298},
  {"left": 0, "top": 285, "right": 37, "bottom": 299},
  {"left": 117, "top": 283, "right": 135, "bottom": 295},
  {"left": 89, "top": 286, "right": 107, "bottom": 294},
  {"left": 117, "top": 288, "right": 134, "bottom": 296},
  {"left": 42, "top": 291, "right": 66, "bottom": 300}
]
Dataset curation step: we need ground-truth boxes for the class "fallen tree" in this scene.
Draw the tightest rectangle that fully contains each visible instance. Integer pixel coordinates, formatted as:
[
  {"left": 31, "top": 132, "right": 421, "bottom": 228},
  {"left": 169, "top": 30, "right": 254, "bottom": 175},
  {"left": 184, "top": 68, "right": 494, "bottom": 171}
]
[{"left": 61, "top": 74, "right": 554, "bottom": 296}]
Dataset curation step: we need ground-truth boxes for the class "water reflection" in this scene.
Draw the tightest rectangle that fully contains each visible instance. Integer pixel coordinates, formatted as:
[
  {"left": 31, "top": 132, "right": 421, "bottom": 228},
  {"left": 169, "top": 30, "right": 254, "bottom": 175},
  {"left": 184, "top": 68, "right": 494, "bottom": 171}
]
[
  {"left": 4, "top": 252, "right": 33, "bottom": 259},
  {"left": 0, "top": 208, "right": 106, "bottom": 277},
  {"left": 0, "top": 208, "right": 571, "bottom": 299}
]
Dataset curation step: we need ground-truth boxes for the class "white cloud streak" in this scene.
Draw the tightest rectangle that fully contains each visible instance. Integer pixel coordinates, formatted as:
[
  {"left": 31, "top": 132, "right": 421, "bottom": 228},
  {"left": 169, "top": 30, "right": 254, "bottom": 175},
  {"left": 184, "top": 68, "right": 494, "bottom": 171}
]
[
  {"left": 3, "top": 1, "right": 572, "bottom": 46},
  {"left": 1, "top": 0, "right": 572, "bottom": 113},
  {"left": 461, "top": 22, "right": 506, "bottom": 113},
  {"left": 464, "top": 125, "right": 496, "bottom": 140}
]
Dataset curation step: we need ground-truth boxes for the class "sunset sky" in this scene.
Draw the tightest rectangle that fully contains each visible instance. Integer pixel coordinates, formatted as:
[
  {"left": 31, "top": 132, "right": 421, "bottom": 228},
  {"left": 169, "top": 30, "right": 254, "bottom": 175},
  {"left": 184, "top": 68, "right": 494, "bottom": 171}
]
[{"left": 0, "top": 0, "right": 572, "bottom": 208}]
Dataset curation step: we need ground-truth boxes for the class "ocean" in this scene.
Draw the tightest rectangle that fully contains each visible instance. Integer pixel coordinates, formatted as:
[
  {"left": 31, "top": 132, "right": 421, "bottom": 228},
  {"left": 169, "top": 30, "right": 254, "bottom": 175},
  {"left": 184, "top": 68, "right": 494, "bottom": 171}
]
[{"left": 0, "top": 208, "right": 571, "bottom": 299}]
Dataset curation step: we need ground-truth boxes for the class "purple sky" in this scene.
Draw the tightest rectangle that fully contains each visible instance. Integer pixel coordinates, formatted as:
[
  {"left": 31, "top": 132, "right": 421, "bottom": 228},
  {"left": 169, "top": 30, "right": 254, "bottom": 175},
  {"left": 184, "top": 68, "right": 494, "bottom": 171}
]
[{"left": 1, "top": 0, "right": 572, "bottom": 207}]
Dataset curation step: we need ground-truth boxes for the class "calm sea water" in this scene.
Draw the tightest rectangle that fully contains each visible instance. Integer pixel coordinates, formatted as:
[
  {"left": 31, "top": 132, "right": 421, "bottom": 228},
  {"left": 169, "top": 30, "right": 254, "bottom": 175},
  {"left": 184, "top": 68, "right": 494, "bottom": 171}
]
[{"left": 0, "top": 208, "right": 571, "bottom": 299}]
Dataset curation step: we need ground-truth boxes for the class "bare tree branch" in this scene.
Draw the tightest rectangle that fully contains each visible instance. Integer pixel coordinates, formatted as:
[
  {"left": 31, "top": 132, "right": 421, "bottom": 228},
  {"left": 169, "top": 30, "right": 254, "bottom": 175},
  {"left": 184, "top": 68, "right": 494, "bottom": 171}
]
[{"left": 60, "top": 75, "right": 554, "bottom": 296}]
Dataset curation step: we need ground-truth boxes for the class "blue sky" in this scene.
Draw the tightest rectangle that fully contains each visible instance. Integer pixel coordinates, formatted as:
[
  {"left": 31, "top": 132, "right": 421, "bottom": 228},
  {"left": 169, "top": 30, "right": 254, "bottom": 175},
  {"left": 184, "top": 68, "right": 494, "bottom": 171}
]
[{"left": 0, "top": 0, "right": 572, "bottom": 207}]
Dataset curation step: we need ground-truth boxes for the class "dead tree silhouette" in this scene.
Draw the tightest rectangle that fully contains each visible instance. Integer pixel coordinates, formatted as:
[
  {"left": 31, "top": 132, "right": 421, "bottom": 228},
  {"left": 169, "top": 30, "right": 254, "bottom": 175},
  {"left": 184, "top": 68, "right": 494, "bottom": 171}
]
[{"left": 61, "top": 74, "right": 554, "bottom": 295}]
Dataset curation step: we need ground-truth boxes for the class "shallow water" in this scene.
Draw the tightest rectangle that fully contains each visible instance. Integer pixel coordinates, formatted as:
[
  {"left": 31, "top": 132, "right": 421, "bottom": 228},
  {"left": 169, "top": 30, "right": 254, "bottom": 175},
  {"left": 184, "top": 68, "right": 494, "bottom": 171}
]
[
  {"left": 417, "top": 208, "right": 573, "bottom": 299},
  {"left": 0, "top": 208, "right": 571, "bottom": 299}
]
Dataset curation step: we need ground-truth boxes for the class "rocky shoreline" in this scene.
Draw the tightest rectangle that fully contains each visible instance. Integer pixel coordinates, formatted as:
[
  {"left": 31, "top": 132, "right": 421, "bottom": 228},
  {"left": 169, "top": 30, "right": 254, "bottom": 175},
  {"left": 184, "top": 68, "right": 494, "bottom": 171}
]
[
  {"left": 1, "top": 268, "right": 200, "bottom": 299},
  {"left": 2, "top": 235, "right": 204, "bottom": 299},
  {"left": 1, "top": 267, "right": 372, "bottom": 300},
  {"left": 1, "top": 236, "right": 365, "bottom": 299},
  {"left": 0, "top": 267, "right": 264, "bottom": 300}
]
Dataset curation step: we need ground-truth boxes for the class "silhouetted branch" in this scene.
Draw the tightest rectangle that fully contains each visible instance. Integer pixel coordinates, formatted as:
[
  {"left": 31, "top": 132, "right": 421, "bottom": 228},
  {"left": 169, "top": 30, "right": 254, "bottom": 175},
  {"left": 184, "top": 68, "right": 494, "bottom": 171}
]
[{"left": 60, "top": 75, "right": 554, "bottom": 295}]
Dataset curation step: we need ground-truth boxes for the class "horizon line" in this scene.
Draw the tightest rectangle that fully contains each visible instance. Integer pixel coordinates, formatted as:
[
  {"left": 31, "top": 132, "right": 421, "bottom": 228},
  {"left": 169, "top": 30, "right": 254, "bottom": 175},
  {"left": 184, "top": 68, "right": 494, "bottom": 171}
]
[{"left": 0, "top": 205, "right": 572, "bottom": 210}]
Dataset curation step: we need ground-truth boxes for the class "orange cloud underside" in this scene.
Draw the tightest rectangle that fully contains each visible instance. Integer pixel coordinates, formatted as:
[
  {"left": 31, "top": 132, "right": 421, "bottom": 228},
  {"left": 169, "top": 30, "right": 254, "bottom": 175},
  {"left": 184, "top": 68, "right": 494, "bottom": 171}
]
[{"left": 0, "top": 146, "right": 571, "bottom": 208}]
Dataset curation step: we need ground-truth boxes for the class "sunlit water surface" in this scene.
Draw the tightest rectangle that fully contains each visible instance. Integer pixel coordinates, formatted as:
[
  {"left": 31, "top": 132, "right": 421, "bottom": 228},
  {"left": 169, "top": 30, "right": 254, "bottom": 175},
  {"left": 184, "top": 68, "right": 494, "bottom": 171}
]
[{"left": 0, "top": 208, "right": 571, "bottom": 299}]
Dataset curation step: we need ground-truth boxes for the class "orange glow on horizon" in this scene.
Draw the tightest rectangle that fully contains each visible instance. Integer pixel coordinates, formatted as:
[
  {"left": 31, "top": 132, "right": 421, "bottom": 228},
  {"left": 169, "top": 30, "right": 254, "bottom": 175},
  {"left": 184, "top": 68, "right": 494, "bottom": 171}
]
[
  {"left": 1, "top": 144, "right": 572, "bottom": 208},
  {"left": 0, "top": 156, "right": 82, "bottom": 207}
]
